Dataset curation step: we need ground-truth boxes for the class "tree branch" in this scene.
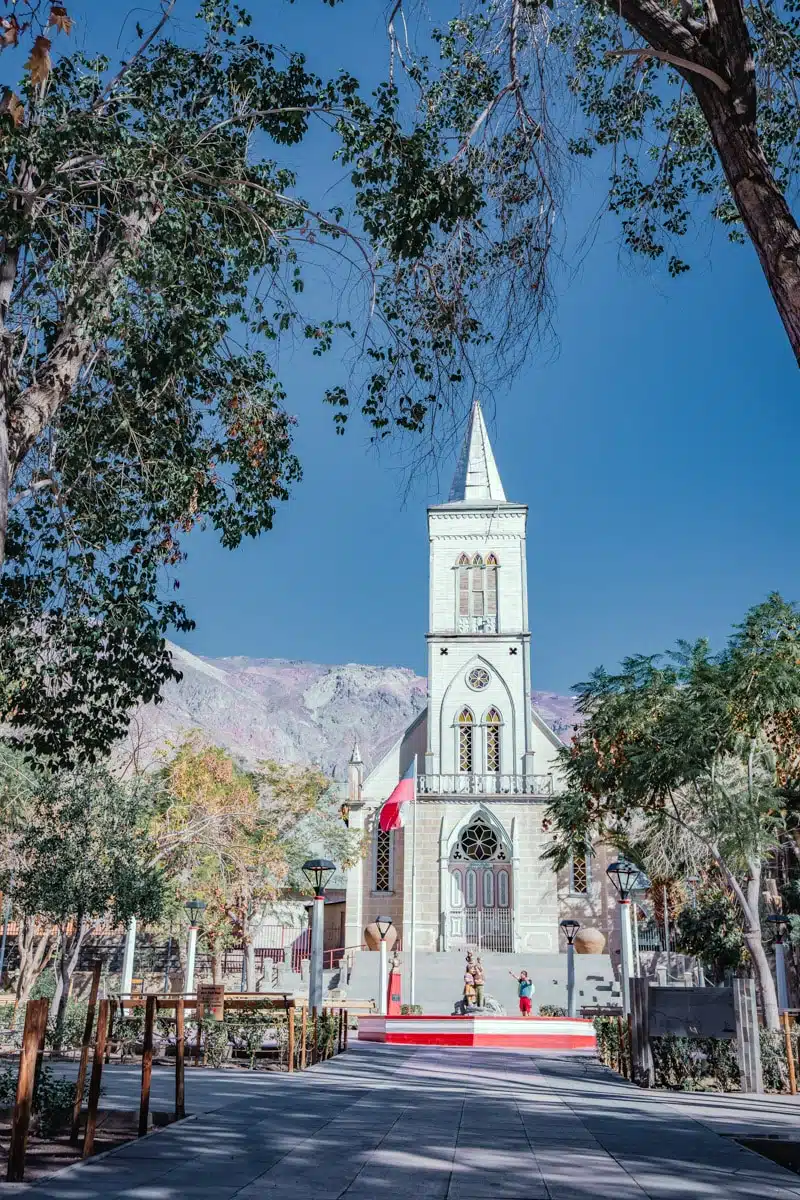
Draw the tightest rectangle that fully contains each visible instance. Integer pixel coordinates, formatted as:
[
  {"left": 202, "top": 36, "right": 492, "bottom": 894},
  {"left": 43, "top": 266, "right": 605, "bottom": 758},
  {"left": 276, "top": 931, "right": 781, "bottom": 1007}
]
[{"left": 606, "top": 47, "right": 730, "bottom": 93}]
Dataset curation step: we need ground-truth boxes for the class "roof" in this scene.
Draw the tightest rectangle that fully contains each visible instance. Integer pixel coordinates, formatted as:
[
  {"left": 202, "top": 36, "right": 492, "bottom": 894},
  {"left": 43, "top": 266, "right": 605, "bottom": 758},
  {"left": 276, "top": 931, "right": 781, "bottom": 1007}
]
[{"left": 448, "top": 401, "right": 507, "bottom": 503}]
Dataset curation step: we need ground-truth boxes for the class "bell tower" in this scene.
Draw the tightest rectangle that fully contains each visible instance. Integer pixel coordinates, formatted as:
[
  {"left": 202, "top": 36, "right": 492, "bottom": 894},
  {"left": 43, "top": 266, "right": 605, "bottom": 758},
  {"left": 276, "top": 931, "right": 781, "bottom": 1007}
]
[{"left": 424, "top": 401, "right": 536, "bottom": 787}]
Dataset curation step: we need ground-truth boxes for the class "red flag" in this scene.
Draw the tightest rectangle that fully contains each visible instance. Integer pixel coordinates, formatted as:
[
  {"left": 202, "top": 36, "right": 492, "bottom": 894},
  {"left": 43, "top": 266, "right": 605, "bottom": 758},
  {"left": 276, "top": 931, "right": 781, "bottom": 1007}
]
[{"left": 378, "top": 762, "right": 415, "bottom": 832}]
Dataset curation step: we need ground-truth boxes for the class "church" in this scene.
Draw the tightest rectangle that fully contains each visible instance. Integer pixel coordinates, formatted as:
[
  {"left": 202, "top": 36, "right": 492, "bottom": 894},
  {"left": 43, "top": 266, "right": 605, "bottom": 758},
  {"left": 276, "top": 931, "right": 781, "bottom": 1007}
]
[{"left": 342, "top": 402, "right": 621, "bottom": 1004}]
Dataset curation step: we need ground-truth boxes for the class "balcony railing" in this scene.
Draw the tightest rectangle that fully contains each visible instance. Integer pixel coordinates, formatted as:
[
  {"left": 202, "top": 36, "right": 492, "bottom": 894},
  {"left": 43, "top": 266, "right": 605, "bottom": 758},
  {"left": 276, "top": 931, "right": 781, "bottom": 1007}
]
[{"left": 417, "top": 773, "right": 553, "bottom": 797}]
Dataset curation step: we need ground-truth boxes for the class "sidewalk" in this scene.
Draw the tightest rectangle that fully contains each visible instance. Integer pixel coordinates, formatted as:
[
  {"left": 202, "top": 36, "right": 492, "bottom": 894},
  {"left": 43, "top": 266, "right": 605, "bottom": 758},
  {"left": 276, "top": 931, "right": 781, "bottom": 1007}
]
[{"left": 11, "top": 1044, "right": 800, "bottom": 1198}]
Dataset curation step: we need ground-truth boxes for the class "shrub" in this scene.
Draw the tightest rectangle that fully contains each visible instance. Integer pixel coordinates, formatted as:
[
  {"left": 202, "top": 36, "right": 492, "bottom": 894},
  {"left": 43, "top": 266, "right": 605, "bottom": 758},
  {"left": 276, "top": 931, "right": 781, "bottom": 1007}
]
[
  {"left": 400, "top": 1004, "right": 422, "bottom": 1015},
  {"left": 30, "top": 970, "right": 56, "bottom": 1001},
  {"left": 0, "top": 1065, "right": 88, "bottom": 1136},
  {"left": 540, "top": 1005, "right": 567, "bottom": 1017},
  {"left": 47, "top": 1001, "right": 88, "bottom": 1052},
  {"left": 650, "top": 1035, "right": 739, "bottom": 1092}
]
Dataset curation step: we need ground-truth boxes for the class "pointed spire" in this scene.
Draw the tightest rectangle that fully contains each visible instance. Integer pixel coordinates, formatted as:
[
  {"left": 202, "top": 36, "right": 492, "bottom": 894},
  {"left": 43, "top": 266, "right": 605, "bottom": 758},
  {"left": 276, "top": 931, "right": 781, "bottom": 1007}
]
[
  {"left": 448, "top": 401, "right": 507, "bottom": 503},
  {"left": 349, "top": 737, "right": 363, "bottom": 765}
]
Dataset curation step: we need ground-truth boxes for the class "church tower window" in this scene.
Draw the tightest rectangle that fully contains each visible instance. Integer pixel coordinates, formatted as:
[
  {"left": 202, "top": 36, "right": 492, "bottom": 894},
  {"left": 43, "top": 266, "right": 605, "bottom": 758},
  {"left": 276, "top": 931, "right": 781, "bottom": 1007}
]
[
  {"left": 455, "top": 553, "right": 500, "bottom": 632},
  {"left": 485, "top": 707, "right": 502, "bottom": 773},
  {"left": 458, "top": 708, "right": 474, "bottom": 773}
]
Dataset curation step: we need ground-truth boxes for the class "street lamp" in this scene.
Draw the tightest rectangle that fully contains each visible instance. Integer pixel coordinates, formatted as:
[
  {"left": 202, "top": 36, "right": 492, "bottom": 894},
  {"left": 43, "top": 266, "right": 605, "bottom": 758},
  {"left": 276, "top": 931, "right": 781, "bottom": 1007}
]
[
  {"left": 606, "top": 859, "right": 640, "bottom": 1017},
  {"left": 184, "top": 899, "right": 206, "bottom": 995},
  {"left": 375, "top": 915, "right": 394, "bottom": 1016},
  {"left": 767, "top": 914, "right": 792, "bottom": 1013},
  {"left": 302, "top": 858, "right": 336, "bottom": 1013},
  {"left": 560, "top": 919, "right": 580, "bottom": 1018}
]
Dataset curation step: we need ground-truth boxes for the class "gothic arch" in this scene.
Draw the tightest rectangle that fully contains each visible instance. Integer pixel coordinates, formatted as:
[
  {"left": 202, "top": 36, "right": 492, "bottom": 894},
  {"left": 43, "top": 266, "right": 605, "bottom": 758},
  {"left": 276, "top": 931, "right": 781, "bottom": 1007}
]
[
  {"left": 439, "top": 654, "right": 517, "bottom": 773},
  {"left": 444, "top": 804, "right": 512, "bottom": 859}
]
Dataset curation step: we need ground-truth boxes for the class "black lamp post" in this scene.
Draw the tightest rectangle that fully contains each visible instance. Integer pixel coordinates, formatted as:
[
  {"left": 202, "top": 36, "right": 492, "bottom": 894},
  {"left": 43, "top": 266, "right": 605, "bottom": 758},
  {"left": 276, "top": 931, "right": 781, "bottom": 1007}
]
[
  {"left": 767, "top": 914, "right": 792, "bottom": 1012},
  {"left": 606, "top": 859, "right": 641, "bottom": 1016},
  {"left": 303, "top": 858, "right": 337, "bottom": 1012},
  {"left": 560, "top": 919, "right": 580, "bottom": 1018}
]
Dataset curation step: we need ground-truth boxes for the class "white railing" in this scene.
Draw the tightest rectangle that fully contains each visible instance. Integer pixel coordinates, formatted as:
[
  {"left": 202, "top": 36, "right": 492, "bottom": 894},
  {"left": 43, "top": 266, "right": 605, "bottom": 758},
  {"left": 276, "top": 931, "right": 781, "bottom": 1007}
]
[
  {"left": 464, "top": 907, "right": 514, "bottom": 952},
  {"left": 417, "top": 773, "right": 553, "bottom": 797}
]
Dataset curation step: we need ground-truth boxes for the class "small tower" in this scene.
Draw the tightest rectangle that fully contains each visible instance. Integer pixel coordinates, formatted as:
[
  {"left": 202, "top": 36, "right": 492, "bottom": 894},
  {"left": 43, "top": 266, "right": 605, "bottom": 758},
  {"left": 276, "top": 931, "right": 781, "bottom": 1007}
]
[{"left": 347, "top": 738, "right": 364, "bottom": 807}]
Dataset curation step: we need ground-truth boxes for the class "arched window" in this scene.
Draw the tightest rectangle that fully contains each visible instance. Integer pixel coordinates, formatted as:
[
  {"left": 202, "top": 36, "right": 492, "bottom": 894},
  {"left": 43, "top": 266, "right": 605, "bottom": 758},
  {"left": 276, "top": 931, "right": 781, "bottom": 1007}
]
[
  {"left": 471, "top": 554, "right": 485, "bottom": 617},
  {"left": 455, "top": 553, "right": 499, "bottom": 632},
  {"left": 458, "top": 708, "right": 474, "bottom": 773},
  {"left": 485, "top": 707, "right": 502, "bottom": 773},
  {"left": 570, "top": 850, "right": 590, "bottom": 894},
  {"left": 486, "top": 554, "right": 498, "bottom": 619},
  {"left": 374, "top": 827, "right": 393, "bottom": 893},
  {"left": 458, "top": 554, "right": 470, "bottom": 620}
]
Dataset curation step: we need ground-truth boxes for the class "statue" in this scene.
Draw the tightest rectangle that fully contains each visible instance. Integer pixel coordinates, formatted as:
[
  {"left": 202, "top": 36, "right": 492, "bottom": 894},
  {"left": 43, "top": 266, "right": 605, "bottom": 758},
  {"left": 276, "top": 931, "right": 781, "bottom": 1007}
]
[{"left": 453, "top": 951, "right": 505, "bottom": 1015}]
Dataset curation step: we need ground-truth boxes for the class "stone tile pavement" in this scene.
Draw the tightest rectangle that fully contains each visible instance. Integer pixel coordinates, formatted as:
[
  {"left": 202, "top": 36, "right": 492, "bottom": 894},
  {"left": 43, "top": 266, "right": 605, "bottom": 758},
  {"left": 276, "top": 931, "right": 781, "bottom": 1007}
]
[{"left": 12, "top": 1044, "right": 800, "bottom": 1199}]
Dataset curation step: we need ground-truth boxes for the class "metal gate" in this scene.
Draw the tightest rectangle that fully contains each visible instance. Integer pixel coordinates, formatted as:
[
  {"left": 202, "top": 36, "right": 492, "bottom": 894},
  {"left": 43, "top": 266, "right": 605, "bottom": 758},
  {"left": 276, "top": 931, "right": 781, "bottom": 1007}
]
[
  {"left": 448, "top": 862, "right": 513, "bottom": 951},
  {"left": 464, "top": 906, "right": 513, "bottom": 952}
]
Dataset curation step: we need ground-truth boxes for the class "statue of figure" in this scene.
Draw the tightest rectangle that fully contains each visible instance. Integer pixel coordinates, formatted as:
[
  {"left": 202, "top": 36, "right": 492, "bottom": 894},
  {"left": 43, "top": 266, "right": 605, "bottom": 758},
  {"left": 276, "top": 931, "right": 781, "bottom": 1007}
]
[
  {"left": 472, "top": 957, "right": 485, "bottom": 1008},
  {"left": 463, "top": 965, "right": 477, "bottom": 1008}
]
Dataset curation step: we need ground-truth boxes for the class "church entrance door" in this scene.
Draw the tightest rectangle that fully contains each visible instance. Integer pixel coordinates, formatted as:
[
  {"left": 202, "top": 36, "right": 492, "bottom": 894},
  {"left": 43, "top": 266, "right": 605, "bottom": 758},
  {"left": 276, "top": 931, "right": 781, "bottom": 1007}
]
[{"left": 447, "top": 816, "right": 513, "bottom": 952}]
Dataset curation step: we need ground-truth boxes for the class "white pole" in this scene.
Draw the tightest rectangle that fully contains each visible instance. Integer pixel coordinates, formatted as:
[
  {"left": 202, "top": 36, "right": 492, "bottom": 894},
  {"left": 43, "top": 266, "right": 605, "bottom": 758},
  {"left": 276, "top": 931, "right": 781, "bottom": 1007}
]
[
  {"left": 632, "top": 901, "right": 640, "bottom": 977},
  {"left": 309, "top": 895, "right": 325, "bottom": 1011},
  {"left": 121, "top": 916, "right": 137, "bottom": 996},
  {"left": 185, "top": 925, "right": 198, "bottom": 995},
  {"left": 619, "top": 900, "right": 633, "bottom": 1018},
  {"left": 409, "top": 762, "right": 418, "bottom": 1007},
  {"left": 379, "top": 939, "right": 388, "bottom": 1016},
  {"left": 775, "top": 940, "right": 790, "bottom": 1013},
  {"left": 567, "top": 942, "right": 576, "bottom": 1018}
]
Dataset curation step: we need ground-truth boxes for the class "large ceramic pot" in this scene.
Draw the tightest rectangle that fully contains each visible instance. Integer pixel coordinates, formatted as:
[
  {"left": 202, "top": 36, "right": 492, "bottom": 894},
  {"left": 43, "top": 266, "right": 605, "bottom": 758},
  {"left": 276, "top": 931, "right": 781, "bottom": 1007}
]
[
  {"left": 364, "top": 922, "right": 398, "bottom": 952},
  {"left": 573, "top": 927, "right": 606, "bottom": 955}
]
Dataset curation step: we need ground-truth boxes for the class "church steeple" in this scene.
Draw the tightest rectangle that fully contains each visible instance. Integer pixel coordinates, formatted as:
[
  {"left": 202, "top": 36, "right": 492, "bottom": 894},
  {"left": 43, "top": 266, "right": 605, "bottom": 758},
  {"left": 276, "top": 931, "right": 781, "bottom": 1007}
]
[{"left": 448, "top": 400, "right": 507, "bottom": 503}]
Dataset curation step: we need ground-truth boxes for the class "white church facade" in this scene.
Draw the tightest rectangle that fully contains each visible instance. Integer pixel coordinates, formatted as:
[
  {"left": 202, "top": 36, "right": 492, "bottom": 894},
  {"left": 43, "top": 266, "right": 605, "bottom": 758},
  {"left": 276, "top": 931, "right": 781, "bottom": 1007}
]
[{"left": 342, "top": 402, "right": 617, "bottom": 976}]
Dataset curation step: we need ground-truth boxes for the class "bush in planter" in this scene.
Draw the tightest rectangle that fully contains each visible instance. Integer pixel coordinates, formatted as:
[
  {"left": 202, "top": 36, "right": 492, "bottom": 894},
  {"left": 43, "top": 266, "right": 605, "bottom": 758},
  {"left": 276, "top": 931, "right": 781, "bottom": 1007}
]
[
  {"left": 650, "top": 1035, "right": 739, "bottom": 1092},
  {"left": 0, "top": 1065, "right": 88, "bottom": 1136},
  {"left": 540, "top": 1005, "right": 567, "bottom": 1017}
]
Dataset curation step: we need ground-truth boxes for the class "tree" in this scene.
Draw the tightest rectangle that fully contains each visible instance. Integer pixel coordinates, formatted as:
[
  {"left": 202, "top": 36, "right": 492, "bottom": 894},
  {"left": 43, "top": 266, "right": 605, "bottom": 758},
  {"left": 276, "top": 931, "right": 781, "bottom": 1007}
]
[
  {"left": 675, "top": 881, "right": 748, "bottom": 983},
  {"left": 0, "top": 1, "right": 475, "bottom": 764},
  {"left": 339, "top": 0, "right": 800, "bottom": 379},
  {"left": 154, "top": 740, "right": 363, "bottom": 989},
  {"left": 4, "top": 761, "right": 164, "bottom": 1037},
  {"left": 543, "top": 593, "right": 800, "bottom": 1030}
]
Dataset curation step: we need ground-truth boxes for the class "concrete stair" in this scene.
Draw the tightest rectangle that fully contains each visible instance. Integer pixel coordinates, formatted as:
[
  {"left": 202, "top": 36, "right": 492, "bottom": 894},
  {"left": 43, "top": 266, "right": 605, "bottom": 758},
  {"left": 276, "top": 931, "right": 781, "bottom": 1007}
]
[{"left": 346, "top": 950, "right": 621, "bottom": 1014}]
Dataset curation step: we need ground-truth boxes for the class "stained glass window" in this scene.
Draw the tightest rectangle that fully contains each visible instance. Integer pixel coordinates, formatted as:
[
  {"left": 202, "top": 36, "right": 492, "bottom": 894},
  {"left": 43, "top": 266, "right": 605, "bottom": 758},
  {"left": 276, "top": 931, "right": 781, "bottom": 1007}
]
[
  {"left": 467, "top": 666, "right": 490, "bottom": 690},
  {"left": 458, "top": 708, "right": 474, "bottom": 772},
  {"left": 375, "top": 828, "right": 392, "bottom": 892},
  {"left": 485, "top": 708, "right": 501, "bottom": 773},
  {"left": 459, "top": 819, "right": 499, "bottom": 861}
]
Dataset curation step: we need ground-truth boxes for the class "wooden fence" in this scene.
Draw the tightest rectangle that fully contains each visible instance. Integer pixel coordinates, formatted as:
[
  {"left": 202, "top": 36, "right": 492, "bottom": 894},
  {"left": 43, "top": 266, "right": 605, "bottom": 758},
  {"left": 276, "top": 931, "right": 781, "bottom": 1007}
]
[{"left": 5, "top": 981, "right": 374, "bottom": 1182}]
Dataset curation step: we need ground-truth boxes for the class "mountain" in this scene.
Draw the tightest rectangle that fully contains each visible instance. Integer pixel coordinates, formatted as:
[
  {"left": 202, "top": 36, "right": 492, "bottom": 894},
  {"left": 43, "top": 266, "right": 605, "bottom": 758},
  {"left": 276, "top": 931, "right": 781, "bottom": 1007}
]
[{"left": 120, "top": 642, "right": 577, "bottom": 778}]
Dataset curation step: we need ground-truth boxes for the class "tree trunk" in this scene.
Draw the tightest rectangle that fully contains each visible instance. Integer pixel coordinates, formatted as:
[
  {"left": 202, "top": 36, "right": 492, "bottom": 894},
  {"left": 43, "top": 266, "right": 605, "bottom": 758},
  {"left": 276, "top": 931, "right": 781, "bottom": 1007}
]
[
  {"left": 212, "top": 948, "right": 223, "bottom": 986},
  {"left": 245, "top": 941, "right": 256, "bottom": 993},
  {"left": 14, "top": 915, "right": 55, "bottom": 1007},
  {"left": 743, "top": 866, "right": 781, "bottom": 1031},
  {"left": 50, "top": 917, "right": 88, "bottom": 1049}
]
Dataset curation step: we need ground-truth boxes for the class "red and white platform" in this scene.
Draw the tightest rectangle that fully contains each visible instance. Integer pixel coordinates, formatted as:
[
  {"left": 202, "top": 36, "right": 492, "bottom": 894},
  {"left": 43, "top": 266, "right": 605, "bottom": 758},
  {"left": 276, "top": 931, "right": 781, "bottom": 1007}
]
[{"left": 358, "top": 1014, "right": 597, "bottom": 1053}]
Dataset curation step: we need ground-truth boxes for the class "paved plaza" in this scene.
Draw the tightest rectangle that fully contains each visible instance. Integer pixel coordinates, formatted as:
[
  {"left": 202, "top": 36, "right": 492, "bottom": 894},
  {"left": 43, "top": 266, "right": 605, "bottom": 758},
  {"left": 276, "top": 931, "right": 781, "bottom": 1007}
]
[{"left": 12, "top": 1043, "right": 800, "bottom": 1198}]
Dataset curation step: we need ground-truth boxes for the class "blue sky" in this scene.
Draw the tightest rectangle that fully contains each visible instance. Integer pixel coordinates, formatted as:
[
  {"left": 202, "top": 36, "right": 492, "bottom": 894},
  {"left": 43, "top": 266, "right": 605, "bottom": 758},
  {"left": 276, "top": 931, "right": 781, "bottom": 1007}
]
[{"left": 67, "top": 1, "right": 800, "bottom": 692}]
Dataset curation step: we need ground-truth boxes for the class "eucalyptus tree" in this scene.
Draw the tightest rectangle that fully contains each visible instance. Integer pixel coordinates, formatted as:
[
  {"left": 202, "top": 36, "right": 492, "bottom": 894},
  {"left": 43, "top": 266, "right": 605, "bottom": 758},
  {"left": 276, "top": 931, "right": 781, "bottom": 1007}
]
[
  {"left": 341, "top": 0, "right": 800, "bottom": 375},
  {"left": 0, "top": 1, "right": 477, "bottom": 764},
  {"left": 544, "top": 593, "right": 800, "bottom": 1030}
]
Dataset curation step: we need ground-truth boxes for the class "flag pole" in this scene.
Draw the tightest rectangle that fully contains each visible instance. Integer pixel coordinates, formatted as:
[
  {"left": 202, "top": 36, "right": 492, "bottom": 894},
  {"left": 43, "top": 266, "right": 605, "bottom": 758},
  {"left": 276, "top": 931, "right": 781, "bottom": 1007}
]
[{"left": 409, "top": 759, "right": 418, "bottom": 1007}]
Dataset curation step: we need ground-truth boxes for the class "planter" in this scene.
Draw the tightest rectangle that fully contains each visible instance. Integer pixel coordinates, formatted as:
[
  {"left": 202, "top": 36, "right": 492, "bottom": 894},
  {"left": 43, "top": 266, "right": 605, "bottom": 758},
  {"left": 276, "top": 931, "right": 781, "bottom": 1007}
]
[
  {"left": 574, "top": 928, "right": 606, "bottom": 955},
  {"left": 364, "top": 923, "right": 398, "bottom": 952}
]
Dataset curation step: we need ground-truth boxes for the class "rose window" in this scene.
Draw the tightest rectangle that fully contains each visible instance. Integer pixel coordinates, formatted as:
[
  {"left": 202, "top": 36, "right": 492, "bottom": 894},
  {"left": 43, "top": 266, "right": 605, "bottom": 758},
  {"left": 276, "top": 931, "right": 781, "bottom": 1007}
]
[
  {"left": 459, "top": 820, "right": 499, "bottom": 861},
  {"left": 467, "top": 667, "right": 490, "bottom": 691}
]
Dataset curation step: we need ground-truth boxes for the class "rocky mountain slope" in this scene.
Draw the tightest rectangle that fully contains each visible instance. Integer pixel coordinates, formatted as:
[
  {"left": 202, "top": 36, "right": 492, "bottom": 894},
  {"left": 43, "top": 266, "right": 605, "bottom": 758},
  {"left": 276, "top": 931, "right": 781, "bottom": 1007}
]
[{"left": 121, "top": 642, "right": 577, "bottom": 778}]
